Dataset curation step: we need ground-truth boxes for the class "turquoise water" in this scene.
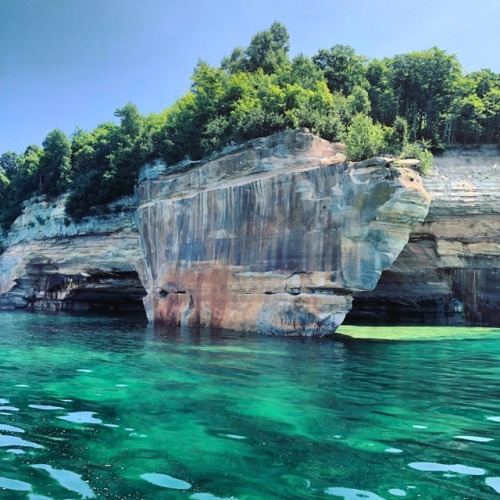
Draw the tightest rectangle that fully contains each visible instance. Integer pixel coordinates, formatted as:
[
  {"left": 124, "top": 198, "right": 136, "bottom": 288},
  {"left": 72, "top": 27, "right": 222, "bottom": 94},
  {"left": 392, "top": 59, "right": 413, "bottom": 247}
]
[{"left": 0, "top": 312, "right": 499, "bottom": 499}]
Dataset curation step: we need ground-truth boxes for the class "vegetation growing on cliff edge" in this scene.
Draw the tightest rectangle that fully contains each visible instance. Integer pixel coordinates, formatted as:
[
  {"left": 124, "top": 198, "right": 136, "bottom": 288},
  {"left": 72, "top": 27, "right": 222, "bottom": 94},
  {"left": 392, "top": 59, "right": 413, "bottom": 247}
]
[{"left": 1, "top": 22, "right": 499, "bottom": 229}]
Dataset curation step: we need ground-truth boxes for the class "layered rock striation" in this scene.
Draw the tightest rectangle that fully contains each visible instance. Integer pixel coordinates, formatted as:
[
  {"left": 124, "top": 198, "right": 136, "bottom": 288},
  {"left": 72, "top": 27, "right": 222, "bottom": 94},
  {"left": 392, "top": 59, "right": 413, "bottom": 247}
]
[
  {"left": 136, "top": 130, "right": 431, "bottom": 334},
  {"left": 0, "top": 196, "right": 144, "bottom": 311},
  {"left": 6, "top": 132, "right": 494, "bottom": 333},
  {"left": 347, "top": 145, "right": 500, "bottom": 326}
]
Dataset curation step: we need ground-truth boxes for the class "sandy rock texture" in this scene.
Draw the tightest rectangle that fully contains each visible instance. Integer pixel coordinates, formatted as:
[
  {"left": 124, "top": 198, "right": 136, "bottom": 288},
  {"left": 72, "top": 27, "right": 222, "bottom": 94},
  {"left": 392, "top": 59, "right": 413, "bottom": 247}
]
[
  {"left": 348, "top": 145, "right": 500, "bottom": 326},
  {"left": 136, "top": 130, "right": 431, "bottom": 335},
  {"left": 0, "top": 196, "right": 144, "bottom": 311}
]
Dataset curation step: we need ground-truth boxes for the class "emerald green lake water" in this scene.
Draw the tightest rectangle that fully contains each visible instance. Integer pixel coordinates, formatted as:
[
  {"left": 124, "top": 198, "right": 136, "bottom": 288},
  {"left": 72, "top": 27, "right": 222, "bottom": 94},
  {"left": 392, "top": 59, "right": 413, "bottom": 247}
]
[{"left": 1, "top": 312, "right": 499, "bottom": 499}]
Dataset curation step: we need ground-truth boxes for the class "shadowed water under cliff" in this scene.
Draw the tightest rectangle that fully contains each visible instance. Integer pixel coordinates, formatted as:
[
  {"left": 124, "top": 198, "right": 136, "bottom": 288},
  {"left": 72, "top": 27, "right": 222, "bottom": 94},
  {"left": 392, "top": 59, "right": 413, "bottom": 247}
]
[{"left": 1, "top": 312, "right": 499, "bottom": 499}]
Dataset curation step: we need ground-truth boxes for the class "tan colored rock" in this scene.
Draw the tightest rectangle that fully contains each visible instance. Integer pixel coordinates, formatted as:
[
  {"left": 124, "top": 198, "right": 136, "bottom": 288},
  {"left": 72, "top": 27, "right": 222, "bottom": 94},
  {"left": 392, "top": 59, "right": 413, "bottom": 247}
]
[
  {"left": 0, "top": 196, "right": 144, "bottom": 311},
  {"left": 136, "top": 130, "right": 431, "bottom": 335},
  {"left": 349, "top": 145, "right": 500, "bottom": 326}
]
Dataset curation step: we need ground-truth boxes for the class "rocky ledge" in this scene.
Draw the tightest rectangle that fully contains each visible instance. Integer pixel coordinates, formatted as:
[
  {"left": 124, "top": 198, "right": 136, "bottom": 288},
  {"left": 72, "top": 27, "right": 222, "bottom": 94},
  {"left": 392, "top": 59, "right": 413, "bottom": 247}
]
[
  {"left": 347, "top": 145, "right": 500, "bottom": 327},
  {"left": 136, "top": 130, "right": 431, "bottom": 334},
  {"left": 0, "top": 196, "right": 144, "bottom": 311}
]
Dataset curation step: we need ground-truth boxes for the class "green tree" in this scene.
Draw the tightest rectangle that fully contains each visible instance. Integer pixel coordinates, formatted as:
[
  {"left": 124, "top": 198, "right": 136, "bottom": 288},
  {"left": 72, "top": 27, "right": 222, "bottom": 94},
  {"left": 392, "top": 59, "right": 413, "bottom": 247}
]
[
  {"left": 312, "top": 44, "right": 368, "bottom": 95},
  {"left": 0, "top": 145, "right": 42, "bottom": 229},
  {"left": 38, "top": 129, "right": 71, "bottom": 196},
  {"left": 0, "top": 172, "right": 10, "bottom": 203},
  {"left": 468, "top": 69, "right": 500, "bottom": 98},
  {"left": 228, "top": 71, "right": 288, "bottom": 141},
  {"left": 384, "top": 116, "right": 409, "bottom": 154},
  {"left": 157, "top": 93, "right": 199, "bottom": 164},
  {"left": 220, "top": 47, "right": 246, "bottom": 74},
  {"left": 66, "top": 121, "right": 122, "bottom": 219},
  {"left": 389, "top": 47, "right": 461, "bottom": 143},
  {"left": 346, "top": 85, "right": 371, "bottom": 117},
  {"left": 453, "top": 94, "right": 485, "bottom": 143},
  {"left": 344, "top": 113, "right": 384, "bottom": 161},
  {"left": 444, "top": 71, "right": 500, "bottom": 144},
  {"left": 366, "top": 59, "right": 398, "bottom": 125},
  {"left": 17, "top": 144, "right": 43, "bottom": 193},
  {"left": 482, "top": 87, "right": 500, "bottom": 143},
  {"left": 221, "top": 22, "right": 290, "bottom": 75},
  {"left": 246, "top": 21, "right": 289, "bottom": 74},
  {"left": 278, "top": 54, "right": 325, "bottom": 90},
  {"left": 106, "top": 102, "right": 147, "bottom": 197},
  {"left": 0, "top": 151, "right": 21, "bottom": 179},
  {"left": 283, "top": 81, "right": 343, "bottom": 141}
]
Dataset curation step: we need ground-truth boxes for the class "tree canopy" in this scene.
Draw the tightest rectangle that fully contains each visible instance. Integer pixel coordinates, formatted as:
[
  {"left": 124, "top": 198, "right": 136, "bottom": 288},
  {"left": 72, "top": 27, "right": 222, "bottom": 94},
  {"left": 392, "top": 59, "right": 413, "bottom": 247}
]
[{"left": 1, "top": 22, "right": 499, "bottom": 230}]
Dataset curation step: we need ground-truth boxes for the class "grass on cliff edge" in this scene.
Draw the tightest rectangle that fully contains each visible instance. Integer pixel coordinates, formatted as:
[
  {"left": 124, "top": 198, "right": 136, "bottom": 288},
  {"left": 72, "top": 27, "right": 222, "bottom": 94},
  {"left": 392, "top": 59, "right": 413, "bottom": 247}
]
[{"left": 335, "top": 325, "right": 500, "bottom": 341}]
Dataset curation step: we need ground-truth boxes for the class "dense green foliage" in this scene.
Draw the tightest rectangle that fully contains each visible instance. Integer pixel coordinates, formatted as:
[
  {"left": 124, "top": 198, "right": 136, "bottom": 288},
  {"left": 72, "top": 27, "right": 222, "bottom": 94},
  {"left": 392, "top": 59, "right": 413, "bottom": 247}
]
[
  {"left": 344, "top": 113, "right": 384, "bottom": 161},
  {"left": 1, "top": 22, "right": 499, "bottom": 229}
]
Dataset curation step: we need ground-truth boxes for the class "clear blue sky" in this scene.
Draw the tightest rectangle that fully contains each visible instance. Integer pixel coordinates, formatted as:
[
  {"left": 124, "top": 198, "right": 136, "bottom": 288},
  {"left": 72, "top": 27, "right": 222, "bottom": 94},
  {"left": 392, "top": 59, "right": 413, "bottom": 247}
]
[{"left": 1, "top": 0, "right": 499, "bottom": 153}]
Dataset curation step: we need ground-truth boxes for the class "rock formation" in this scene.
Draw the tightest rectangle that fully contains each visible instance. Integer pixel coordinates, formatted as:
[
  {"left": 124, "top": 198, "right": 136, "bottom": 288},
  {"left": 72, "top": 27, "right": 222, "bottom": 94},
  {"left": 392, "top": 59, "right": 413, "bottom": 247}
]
[
  {"left": 347, "top": 145, "right": 500, "bottom": 327},
  {"left": 4, "top": 132, "right": 495, "bottom": 333},
  {"left": 136, "top": 130, "right": 431, "bottom": 334},
  {"left": 0, "top": 196, "right": 144, "bottom": 311}
]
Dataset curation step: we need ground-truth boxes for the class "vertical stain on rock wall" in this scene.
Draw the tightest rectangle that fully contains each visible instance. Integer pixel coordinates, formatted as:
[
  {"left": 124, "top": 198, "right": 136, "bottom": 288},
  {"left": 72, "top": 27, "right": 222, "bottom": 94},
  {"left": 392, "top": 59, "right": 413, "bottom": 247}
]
[{"left": 137, "top": 131, "right": 431, "bottom": 335}]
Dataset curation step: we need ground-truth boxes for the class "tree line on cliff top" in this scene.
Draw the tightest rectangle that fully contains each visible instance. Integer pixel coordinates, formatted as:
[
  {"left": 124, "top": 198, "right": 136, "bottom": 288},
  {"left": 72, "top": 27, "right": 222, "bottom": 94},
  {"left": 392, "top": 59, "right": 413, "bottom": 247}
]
[{"left": 1, "top": 22, "right": 499, "bottom": 228}]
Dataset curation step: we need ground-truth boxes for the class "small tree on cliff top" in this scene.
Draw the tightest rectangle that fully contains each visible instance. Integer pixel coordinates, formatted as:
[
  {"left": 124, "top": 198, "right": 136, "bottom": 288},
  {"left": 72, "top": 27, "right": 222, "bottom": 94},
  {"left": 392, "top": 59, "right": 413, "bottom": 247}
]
[{"left": 344, "top": 113, "right": 384, "bottom": 161}]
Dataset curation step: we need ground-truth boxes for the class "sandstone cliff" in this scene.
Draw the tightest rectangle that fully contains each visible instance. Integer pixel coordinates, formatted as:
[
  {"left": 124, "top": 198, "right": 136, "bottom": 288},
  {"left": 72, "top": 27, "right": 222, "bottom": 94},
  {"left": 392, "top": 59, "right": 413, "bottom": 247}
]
[
  {"left": 136, "top": 130, "right": 431, "bottom": 334},
  {"left": 0, "top": 196, "right": 144, "bottom": 311},
  {"left": 347, "top": 145, "right": 500, "bottom": 326},
  {"left": 4, "top": 132, "right": 495, "bottom": 334}
]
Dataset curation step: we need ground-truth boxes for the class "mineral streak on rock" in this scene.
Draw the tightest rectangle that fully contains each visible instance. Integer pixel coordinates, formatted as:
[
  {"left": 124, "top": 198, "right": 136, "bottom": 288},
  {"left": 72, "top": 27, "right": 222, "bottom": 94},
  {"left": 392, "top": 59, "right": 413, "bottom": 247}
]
[
  {"left": 348, "top": 145, "right": 500, "bottom": 327},
  {"left": 136, "top": 130, "right": 431, "bottom": 335}
]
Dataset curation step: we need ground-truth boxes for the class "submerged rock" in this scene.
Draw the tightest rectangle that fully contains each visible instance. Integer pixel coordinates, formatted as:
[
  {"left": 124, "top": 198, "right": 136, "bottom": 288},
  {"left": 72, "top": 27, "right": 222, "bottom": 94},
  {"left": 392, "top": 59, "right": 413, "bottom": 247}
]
[{"left": 136, "top": 130, "right": 431, "bottom": 335}]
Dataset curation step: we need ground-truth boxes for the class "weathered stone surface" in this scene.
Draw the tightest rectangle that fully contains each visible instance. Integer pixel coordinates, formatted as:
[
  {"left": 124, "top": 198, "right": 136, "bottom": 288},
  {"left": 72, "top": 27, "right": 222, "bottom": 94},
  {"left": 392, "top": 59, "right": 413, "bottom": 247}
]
[
  {"left": 3, "top": 134, "right": 495, "bottom": 331},
  {"left": 348, "top": 145, "right": 500, "bottom": 326},
  {"left": 0, "top": 196, "right": 145, "bottom": 311},
  {"left": 136, "top": 130, "right": 431, "bottom": 335}
]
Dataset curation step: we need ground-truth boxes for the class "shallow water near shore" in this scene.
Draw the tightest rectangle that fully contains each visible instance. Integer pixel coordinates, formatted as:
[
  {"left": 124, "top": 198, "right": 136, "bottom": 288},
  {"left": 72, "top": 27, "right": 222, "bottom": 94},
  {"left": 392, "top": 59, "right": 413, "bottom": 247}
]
[{"left": 0, "top": 311, "right": 499, "bottom": 499}]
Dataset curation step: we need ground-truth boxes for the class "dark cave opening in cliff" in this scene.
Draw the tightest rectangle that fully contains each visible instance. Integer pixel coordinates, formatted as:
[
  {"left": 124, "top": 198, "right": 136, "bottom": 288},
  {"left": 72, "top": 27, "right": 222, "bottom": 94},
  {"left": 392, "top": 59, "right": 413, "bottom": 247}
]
[{"left": 35, "top": 270, "right": 147, "bottom": 316}]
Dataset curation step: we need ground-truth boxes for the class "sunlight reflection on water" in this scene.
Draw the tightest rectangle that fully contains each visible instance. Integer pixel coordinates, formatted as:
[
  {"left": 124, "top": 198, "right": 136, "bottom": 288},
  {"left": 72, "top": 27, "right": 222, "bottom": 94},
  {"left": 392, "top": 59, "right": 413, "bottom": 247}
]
[{"left": 0, "top": 312, "right": 499, "bottom": 498}]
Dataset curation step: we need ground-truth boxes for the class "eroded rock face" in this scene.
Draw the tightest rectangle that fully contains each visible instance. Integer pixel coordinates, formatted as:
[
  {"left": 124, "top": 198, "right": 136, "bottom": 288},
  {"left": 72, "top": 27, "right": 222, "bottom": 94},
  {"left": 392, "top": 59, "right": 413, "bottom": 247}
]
[
  {"left": 348, "top": 145, "right": 500, "bottom": 326},
  {"left": 136, "top": 130, "right": 431, "bottom": 335},
  {"left": 0, "top": 196, "right": 145, "bottom": 311}
]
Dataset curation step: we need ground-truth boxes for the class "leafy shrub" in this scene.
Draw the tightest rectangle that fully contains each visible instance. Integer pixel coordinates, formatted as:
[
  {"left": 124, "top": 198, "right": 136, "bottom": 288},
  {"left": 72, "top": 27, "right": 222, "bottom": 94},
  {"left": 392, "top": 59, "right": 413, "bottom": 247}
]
[
  {"left": 383, "top": 116, "right": 409, "bottom": 154},
  {"left": 344, "top": 113, "right": 384, "bottom": 161},
  {"left": 401, "top": 142, "right": 433, "bottom": 175}
]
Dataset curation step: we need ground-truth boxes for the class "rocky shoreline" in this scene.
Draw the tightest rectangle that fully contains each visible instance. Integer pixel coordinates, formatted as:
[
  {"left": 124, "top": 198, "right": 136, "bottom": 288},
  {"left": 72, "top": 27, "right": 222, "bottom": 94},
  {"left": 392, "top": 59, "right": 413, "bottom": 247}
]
[{"left": 0, "top": 132, "right": 498, "bottom": 333}]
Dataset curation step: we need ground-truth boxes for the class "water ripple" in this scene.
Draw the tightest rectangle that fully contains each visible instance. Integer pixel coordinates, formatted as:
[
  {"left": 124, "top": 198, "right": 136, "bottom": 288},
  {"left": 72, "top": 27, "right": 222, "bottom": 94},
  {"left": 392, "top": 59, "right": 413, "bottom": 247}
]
[
  {"left": 0, "top": 476, "right": 32, "bottom": 491},
  {"left": 454, "top": 435, "right": 493, "bottom": 442},
  {"left": 0, "top": 424, "right": 24, "bottom": 433},
  {"left": 325, "top": 486, "right": 385, "bottom": 499},
  {"left": 141, "top": 472, "right": 191, "bottom": 490},
  {"left": 29, "top": 405, "right": 65, "bottom": 411},
  {"left": 57, "top": 411, "right": 102, "bottom": 424},
  {"left": 408, "top": 462, "right": 486, "bottom": 475},
  {"left": 485, "top": 477, "right": 500, "bottom": 494},
  {"left": 31, "top": 464, "right": 96, "bottom": 499},
  {"left": 0, "top": 435, "right": 44, "bottom": 449}
]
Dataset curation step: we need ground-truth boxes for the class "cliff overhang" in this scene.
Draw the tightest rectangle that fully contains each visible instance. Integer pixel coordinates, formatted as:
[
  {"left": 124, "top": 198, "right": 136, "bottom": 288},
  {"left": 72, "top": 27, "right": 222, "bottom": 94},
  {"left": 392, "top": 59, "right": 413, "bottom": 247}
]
[
  {"left": 136, "top": 130, "right": 431, "bottom": 335},
  {"left": 347, "top": 144, "right": 500, "bottom": 327},
  {"left": 0, "top": 131, "right": 442, "bottom": 334},
  {"left": 0, "top": 196, "right": 145, "bottom": 312}
]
